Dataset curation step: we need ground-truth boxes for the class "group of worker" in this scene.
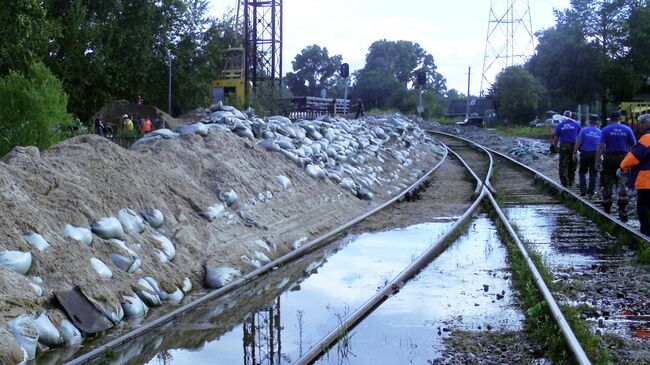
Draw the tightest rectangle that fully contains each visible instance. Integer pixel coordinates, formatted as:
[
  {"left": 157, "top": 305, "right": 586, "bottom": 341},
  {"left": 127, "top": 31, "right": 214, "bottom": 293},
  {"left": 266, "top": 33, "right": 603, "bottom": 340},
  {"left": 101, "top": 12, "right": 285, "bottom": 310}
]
[
  {"left": 93, "top": 113, "right": 166, "bottom": 137},
  {"left": 551, "top": 110, "right": 650, "bottom": 235}
]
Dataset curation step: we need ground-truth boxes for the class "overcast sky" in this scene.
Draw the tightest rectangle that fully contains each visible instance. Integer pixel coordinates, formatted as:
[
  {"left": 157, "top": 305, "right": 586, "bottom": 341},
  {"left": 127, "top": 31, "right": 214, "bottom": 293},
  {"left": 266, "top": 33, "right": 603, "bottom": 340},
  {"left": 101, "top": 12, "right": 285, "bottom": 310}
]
[{"left": 210, "top": 0, "right": 571, "bottom": 96}]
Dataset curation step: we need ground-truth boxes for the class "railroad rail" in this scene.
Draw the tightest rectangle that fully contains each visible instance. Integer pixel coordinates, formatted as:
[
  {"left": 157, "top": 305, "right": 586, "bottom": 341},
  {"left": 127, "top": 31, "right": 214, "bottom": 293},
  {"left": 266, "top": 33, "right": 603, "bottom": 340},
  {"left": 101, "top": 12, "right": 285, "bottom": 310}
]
[{"left": 64, "top": 144, "right": 449, "bottom": 364}]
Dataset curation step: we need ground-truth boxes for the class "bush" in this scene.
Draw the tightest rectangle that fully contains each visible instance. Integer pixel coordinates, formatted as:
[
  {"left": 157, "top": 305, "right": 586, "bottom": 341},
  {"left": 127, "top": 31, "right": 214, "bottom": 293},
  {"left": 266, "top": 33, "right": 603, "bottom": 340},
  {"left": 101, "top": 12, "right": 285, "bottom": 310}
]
[{"left": 0, "top": 62, "right": 71, "bottom": 156}]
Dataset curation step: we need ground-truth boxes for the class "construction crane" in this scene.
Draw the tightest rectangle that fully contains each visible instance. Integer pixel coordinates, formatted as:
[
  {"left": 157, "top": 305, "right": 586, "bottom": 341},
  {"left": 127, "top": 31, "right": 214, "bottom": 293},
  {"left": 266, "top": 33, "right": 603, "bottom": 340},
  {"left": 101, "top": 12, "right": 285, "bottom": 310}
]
[{"left": 209, "top": 0, "right": 283, "bottom": 108}]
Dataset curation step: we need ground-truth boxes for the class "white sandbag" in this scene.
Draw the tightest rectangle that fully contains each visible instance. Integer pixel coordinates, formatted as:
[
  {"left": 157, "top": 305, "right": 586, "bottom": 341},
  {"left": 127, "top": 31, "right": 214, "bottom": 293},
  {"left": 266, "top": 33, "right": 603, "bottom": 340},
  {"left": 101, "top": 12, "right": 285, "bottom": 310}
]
[
  {"left": 10, "top": 315, "right": 39, "bottom": 360},
  {"left": 122, "top": 294, "right": 149, "bottom": 318},
  {"left": 340, "top": 178, "right": 355, "bottom": 191},
  {"left": 275, "top": 175, "right": 292, "bottom": 189},
  {"left": 254, "top": 251, "right": 271, "bottom": 264},
  {"left": 118, "top": 208, "right": 145, "bottom": 234},
  {"left": 59, "top": 319, "right": 82, "bottom": 345},
  {"left": 205, "top": 266, "right": 241, "bottom": 289},
  {"left": 64, "top": 224, "right": 93, "bottom": 246},
  {"left": 99, "top": 302, "right": 124, "bottom": 324},
  {"left": 153, "top": 235, "right": 175, "bottom": 261},
  {"left": 141, "top": 208, "right": 164, "bottom": 228},
  {"left": 0, "top": 251, "right": 31, "bottom": 275},
  {"left": 181, "top": 277, "right": 192, "bottom": 294},
  {"left": 219, "top": 190, "right": 238, "bottom": 207},
  {"left": 29, "top": 283, "right": 43, "bottom": 297},
  {"left": 90, "top": 257, "right": 112, "bottom": 279},
  {"left": 23, "top": 232, "right": 50, "bottom": 252},
  {"left": 143, "top": 277, "right": 183, "bottom": 302},
  {"left": 201, "top": 204, "right": 225, "bottom": 220},
  {"left": 305, "top": 164, "right": 326, "bottom": 179},
  {"left": 145, "top": 129, "right": 179, "bottom": 139},
  {"left": 110, "top": 239, "right": 138, "bottom": 257},
  {"left": 111, "top": 254, "right": 140, "bottom": 273},
  {"left": 176, "top": 122, "right": 209, "bottom": 136},
  {"left": 155, "top": 249, "right": 168, "bottom": 263},
  {"left": 90, "top": 217, "right": 125, "bottom": 240},
  {"left": 136, "top": 278, "right": 162, "bottom": 307},
  {"left": 33, "top": 312, "right": 62, "bottom": 347}
]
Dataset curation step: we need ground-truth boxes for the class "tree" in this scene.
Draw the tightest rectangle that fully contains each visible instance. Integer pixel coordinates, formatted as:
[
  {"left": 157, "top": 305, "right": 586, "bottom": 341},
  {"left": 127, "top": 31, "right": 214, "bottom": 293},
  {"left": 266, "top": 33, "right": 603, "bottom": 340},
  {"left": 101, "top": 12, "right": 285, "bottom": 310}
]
[
  {"left": 285, "top": 45, "right": 342, "bottom": 96},
  {"left": 527, "top": 24, "right": 601, "bottom": 108},
  {"left": 0, "top": 62, "right": 71, "bottom": 156},
  {"left": 353, "top": 39, "right": 446, "bottom": 110},
  {"left": 0, "top": 0, "right": 51, "bottom": 75},
  {"left": 491, "top": 66, "right": 548, "bottom": 124}
]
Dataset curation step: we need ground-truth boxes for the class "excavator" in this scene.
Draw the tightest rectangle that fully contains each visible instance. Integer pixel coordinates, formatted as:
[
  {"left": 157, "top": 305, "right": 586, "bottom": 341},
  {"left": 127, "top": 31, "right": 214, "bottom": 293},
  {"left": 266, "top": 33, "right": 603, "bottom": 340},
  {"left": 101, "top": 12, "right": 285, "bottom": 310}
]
[{"left": 209, "top": 47, "right": 246, "bottom": 107}]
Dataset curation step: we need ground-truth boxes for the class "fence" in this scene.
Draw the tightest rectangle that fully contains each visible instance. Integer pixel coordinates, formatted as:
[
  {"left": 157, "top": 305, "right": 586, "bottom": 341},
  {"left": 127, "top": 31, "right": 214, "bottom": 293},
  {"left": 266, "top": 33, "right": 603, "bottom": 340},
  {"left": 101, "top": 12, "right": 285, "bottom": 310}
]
[{"left": 284, "top": 96, "right": 351, "bottom": 120}]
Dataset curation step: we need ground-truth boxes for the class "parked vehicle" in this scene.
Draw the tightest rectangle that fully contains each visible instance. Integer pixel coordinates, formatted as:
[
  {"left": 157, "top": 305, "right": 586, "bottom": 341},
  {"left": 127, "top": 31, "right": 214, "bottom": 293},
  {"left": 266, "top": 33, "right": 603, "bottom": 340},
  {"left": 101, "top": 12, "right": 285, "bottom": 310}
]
[{"left": 456, "top": 116, "right": 484, "bottom": 127}]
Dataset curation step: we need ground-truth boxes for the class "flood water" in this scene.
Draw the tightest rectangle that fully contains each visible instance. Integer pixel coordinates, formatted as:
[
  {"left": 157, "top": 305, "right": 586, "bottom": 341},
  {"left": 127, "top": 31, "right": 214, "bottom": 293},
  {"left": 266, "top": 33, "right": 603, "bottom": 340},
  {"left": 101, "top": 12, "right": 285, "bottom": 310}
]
[
  {"left": 316, "top": 215, "right": 523, "bottom": 365},
  {"left": 60, "top": 218, "right": 459, "bottom": 364}
]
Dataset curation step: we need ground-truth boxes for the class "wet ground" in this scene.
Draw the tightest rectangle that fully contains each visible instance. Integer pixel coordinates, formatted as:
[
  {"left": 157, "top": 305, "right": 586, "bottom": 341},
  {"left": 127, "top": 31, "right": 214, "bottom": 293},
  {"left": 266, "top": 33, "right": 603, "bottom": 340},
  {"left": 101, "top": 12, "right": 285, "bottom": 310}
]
[{"left": 506, "top": 204, "right": 650, "bottom": 363}]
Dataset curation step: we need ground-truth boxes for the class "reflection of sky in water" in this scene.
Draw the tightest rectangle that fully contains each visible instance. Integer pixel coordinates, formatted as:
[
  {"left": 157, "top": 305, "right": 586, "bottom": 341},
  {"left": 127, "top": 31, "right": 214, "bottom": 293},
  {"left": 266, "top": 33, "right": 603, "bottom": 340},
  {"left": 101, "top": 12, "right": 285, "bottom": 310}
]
[
  {"left": 505, "top": 205, "right": 619, "bottom": 269},
  {"left": 317, "top": 215, "right": 523, "bottom": 365},
  {"left": 146, "top": 221, "right": 454, "bottom": 364}
]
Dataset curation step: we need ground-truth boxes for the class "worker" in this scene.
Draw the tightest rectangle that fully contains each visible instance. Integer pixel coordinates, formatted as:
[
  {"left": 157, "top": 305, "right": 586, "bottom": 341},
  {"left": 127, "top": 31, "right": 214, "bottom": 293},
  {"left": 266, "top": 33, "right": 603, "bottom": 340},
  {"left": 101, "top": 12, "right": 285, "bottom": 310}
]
[
  {"left": 595, "top": 111, "right": 636, "bottom": 220},
  {"left": 140, "top": 118, "right": 152, "bottom": 133},
  {"left": 620, "top": 114, "right": 650, "bottom": 234},
  {"left": 122, "top": 114, "right": 134, "bottom": 131},
  {"left": 551, "top": 110, "right": 581, "bottom": 188},
  {"left": 573, "top": 115, "right": 602, "bottom": 197},
  {"left": 354, "top": 98, "right": 365, "bottom": 119}
]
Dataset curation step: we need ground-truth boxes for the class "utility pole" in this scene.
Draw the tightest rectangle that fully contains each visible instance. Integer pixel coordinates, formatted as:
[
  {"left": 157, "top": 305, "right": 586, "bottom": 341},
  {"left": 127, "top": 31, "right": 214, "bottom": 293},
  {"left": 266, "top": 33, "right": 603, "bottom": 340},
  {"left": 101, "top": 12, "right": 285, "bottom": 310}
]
[
  {"left": 480, "top": 0, "right": 534, "bottom": 95},
  {"left": 466, "top": 66, "right": 471, "bottom": 119},
  {"left": 168, "top": 53, "right": 172, "bottom": 116}
]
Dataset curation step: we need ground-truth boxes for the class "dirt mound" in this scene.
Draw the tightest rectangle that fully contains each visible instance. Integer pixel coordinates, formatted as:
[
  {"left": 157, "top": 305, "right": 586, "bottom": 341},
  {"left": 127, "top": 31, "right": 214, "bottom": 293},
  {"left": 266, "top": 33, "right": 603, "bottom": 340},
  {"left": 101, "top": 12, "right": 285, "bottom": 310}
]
[{"left": 0, "top": 112, "right": 443, "bottom": 363}]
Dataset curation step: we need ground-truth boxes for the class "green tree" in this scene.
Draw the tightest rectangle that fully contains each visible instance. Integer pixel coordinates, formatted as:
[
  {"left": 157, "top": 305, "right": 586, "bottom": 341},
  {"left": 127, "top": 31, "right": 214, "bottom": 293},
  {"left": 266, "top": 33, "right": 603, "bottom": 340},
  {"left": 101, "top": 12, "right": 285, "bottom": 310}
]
[
  {"left": 0, "top": 62, "right": 71, "bottom": 156},
  {"left": 285, "top": 45, "right": 342, "bottom": 96},
  {"left": 491, "top": 66, "right": 548, "bottom": 124},
  {"left": 527, "top": 24, "right": 601, "bottom": 108},
  {"left": 353, "top": 40, "right": 446, "bottom": 110},
  {"left": 0, "top": 0, "right": 52, "bottom": 75}
]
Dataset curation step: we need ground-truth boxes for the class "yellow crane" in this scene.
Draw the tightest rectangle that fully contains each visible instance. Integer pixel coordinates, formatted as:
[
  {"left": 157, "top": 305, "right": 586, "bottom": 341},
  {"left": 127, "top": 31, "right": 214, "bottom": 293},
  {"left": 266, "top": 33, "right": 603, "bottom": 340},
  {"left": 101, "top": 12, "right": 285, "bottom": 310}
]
[{"left": 209, "top": 47, "right": 246, "bottom": 107}]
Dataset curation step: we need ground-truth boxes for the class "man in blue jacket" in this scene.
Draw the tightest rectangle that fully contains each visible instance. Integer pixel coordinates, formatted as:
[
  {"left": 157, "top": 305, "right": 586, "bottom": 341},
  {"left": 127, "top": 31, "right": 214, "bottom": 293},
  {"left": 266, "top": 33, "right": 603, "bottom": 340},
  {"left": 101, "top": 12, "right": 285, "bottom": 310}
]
[
  {"left": 595, "top": 111, "right": 637, "bottom": 220},
  {"left": 573, "top": 115, "right": 602, "bottom": 197},
  {"left": 552, "top": 110, "right": 581, "bottom": 187}
]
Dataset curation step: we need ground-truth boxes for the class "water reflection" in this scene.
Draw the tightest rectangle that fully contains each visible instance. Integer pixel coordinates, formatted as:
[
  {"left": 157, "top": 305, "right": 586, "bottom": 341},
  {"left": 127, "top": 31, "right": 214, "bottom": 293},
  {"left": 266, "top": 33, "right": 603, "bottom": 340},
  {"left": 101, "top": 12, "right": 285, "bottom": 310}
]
[
  {"left": 53, "top": 221, "right": 453, "bottom": 364},
  {"left": 317, "top": 215, "right": 524, "bottom": 365}
]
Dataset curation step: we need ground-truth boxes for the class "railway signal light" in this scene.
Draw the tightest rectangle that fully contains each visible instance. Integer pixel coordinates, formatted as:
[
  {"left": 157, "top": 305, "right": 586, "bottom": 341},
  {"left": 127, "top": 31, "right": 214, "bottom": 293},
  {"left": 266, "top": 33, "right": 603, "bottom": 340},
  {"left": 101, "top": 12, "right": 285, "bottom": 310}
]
[
  {"left": 340, "top": 63, "right": 349, "bottom": 78},
  {"left": 417, "top": 71, "right": 426, "bottom": 86}
]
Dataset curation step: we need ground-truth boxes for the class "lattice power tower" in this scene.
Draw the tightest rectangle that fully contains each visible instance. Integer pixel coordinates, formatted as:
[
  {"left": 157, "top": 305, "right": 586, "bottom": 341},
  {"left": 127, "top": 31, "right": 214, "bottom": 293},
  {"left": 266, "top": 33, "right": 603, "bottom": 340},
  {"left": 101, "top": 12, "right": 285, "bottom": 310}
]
[
  {"left": 480, "top": 0, "right": 534, "bottom": 95},
  {"left": 237, "top": 0, "right": 283, "bottom": 90}
]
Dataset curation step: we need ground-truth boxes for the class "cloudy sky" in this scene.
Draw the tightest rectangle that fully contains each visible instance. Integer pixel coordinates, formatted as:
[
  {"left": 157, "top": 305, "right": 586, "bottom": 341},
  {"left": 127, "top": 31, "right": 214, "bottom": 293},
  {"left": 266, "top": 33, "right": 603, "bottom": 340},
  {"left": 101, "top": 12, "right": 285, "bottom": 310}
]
[{"left": 210, "top": 0, "right": 571, "bottom": 96}]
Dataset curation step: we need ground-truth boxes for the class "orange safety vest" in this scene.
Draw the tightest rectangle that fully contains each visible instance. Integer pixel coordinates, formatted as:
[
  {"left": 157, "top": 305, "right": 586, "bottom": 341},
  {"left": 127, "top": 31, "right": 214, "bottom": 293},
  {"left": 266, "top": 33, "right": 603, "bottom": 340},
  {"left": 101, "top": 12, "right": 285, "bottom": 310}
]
[{"left": 141, "top": 119, "right": 152, "bottom": 133}]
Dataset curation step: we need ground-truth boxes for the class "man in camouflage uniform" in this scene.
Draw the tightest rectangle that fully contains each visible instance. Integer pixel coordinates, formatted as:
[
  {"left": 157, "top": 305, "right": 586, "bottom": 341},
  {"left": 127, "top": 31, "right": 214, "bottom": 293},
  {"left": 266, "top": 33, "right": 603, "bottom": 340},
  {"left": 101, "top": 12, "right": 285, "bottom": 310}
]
[{"left": 552, "top": 110, "right": 581, "bottom": 187}]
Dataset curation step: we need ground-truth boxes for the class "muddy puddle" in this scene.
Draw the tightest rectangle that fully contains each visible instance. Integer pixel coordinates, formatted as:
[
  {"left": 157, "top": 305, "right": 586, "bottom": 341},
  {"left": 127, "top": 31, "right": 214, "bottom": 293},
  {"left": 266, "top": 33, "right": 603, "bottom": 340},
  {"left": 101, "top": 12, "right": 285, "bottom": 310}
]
[
  {"left": 506, "top": 204, "right": 650, "bottom": 362},
  {"left": 316, "top": 215, "right": 523, "bottom": 365},
  {"left": 44, "top": 219, "right": 463, "bottom": 364}
]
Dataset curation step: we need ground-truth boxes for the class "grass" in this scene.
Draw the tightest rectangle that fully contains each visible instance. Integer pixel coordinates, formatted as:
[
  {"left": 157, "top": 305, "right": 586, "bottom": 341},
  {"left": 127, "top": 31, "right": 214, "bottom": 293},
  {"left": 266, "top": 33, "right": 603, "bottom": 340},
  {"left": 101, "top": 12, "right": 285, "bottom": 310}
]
[
  {"left": 484, "top": 200, "right": 611, "bottom": 364},
  {"left": 493, "top": 124, "right": 550, "bottom": 137}
]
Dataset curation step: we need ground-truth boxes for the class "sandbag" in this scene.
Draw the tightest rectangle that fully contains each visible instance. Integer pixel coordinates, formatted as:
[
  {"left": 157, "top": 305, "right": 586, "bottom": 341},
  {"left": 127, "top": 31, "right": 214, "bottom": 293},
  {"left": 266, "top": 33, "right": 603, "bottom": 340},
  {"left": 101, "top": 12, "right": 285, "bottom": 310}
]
[
  {"left": 0, "top": 251, "right": 32, "bottom": 275},
  {"left": 23, "top": 232, "right": 50, "bottom": 252},
  {"left": 153, "top": 235, "right": 176, "bottom": 261},
  {"left": 10, "top": 315, "right": 39, "bottom": 360},
  {"left": 205, "top": 266, "right": 241, "bottom": 289},
  {"left": 122, "top": 294, "right": 148, "bottom": 318},
  {"left": 305, "top": 164, "right": 326, "bottom": 179},
  {"left": 111, "top": 254, "right": 141, "bottom": 273},
  {"left": 141, "top": 208, "right": 164, "bottom": 228},
  {"left": 33, "top": 312, "right": 62, "bottom": 347},
  {"left": 181, "top": 277, "right": 192, "bottom": 294},
  {"left": 201, "top": 204, "right": 225, "bottom": 220},
  {"left": 275, "top": 175, "right": 292, "bottom": 189},
  {"left": 176, "top": 122, "right": 209, "bottom": 136},
  {"left": 90, "top": 257, "right": 112, "bottom": 279},
  {"left": 219, "top": 190, "right": 238, "bottom": 207},
  {"left": 136, "top": 278, "right": 162, "bottom": 307},
  {"left": 118, "top": 208, "right": 145, "bottom": 234},
  {"left": 59, "top": 319, "right": 83, "bottom": 345},
  {"left": 90, "top": 217, "right": 125, "bottom": 240},
  {"left": 64, "top": 224, "right": 93, "bottom": 246},
  {"left": 143, "top": 277, "right": 183, "bottom": 302}
]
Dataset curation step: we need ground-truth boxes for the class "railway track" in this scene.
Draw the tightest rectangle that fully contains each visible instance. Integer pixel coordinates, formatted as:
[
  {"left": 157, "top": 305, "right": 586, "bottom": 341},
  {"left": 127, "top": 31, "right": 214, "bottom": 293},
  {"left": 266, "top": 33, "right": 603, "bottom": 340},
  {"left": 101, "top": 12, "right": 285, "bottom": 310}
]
[{"left": 60, "top": 132, "right": 650, "bottom": 364}]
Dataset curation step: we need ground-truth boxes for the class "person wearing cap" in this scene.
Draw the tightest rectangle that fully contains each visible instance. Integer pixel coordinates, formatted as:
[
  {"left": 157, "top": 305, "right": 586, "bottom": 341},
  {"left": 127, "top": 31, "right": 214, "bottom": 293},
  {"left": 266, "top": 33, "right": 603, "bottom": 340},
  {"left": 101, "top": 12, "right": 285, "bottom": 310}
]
[
  {"left": 573, "top": 115, "right": 602, "bottom": 197},
  {"left": 595, "top": 111, "right": 636, "bottom": 220},
  {"left": 122, "top": 114, "right": 134, "bottom": 131},
  {"left": 620, "top": 114, "right": 650, "bottom": 234},
  {"left": 551, "top": 110, "right": 581, "bottom": 187}
]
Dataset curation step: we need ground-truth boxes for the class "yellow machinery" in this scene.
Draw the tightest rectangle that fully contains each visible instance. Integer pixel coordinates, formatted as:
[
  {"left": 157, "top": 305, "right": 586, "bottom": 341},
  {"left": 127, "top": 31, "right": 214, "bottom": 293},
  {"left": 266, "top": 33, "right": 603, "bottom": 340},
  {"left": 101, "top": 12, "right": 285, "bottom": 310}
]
[
  {"left": 210, "top": 47, "right": 246, "bottom": 107},
  {"left": 620, "top": 101, "right": 650, "bottom": 130}
]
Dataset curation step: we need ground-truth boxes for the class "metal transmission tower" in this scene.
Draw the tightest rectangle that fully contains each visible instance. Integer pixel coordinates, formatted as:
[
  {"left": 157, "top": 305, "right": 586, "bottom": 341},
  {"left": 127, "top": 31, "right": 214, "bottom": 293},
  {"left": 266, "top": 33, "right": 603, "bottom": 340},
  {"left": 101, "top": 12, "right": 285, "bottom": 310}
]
[
  {"left": 238, "top": 0, "right": 283, "bottom": 91},
  {"left": 480, "top": 0, "right": 534, "bottom": 96}
]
